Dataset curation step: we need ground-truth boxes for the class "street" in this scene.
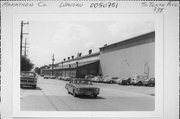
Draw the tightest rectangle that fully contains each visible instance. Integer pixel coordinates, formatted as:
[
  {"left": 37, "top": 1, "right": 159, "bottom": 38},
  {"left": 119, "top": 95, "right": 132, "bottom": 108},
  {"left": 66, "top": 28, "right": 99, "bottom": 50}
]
[{"left": 21, "top": 76, "right": 155, "bottom": 111}]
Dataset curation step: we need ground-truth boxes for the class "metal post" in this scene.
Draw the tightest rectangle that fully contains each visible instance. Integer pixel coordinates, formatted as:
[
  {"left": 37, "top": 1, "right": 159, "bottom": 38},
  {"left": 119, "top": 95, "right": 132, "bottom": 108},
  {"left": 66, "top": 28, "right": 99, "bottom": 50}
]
[
  {"left": 76, "top": 62, "right": 78, "bottom": 78},
  {"left": 52, "top": 54, "right": 55, "bottom": 76},
  {"left": 20, "top": 21, "right": 23, "bottom": 58}
]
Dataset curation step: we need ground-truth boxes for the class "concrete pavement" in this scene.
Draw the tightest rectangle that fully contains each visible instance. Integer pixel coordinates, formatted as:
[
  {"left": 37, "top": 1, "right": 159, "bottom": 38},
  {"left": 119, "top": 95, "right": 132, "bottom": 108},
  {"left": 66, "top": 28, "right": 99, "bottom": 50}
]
[{"left": 21, "top": 76, "right": 155, "bottom": 111}]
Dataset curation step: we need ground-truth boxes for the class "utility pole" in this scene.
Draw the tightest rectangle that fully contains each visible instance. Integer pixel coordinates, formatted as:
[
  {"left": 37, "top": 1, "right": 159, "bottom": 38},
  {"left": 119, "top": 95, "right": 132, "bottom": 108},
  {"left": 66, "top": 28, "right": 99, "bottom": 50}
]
[
  {"left": 20, "top": 21, "right": 23, "bottom": 58},
  {"left": 52, "top": 54, "right": 55, "bottom": 76},
  {"left": 24, "top": 38, "right": 27, "bottom": 57},
  {"left": 23, "top": 38, "right": 29, "bottom": 57},
  {"left": 20, "top": 21, "right": 29, "bottom": 58}
]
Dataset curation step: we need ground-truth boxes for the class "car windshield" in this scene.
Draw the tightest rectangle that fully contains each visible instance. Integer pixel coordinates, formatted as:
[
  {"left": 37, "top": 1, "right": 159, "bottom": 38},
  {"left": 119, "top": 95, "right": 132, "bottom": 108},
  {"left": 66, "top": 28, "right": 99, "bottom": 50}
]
[
  {"left": 21, "top": 72, "right": 36, "bottom": 77},
  {"left": 74, "top": 80, "right": 92, "bottom": 85}
]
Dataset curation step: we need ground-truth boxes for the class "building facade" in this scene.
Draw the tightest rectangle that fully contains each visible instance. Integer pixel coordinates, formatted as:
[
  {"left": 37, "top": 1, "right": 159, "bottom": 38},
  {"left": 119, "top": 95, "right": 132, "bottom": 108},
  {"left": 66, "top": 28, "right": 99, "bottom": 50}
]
[
  {"left": 99, "top": 31, "right": 155, "bottom": 78},
  {"left": 41, "top": 52, "right": 100, "bottom": 78},
  {"left": 40, "top": 31, "right": 155, "bottom": 79}
]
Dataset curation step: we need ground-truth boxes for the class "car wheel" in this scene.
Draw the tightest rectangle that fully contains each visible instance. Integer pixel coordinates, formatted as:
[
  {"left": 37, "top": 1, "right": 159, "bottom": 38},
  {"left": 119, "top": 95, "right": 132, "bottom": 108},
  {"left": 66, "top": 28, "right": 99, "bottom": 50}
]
[
  {"left": 110, "top": 81, "right": 113, "bottom": 84},
  {"left": 73, "top": 90, "right": 77, "bottom": 97},
  {"left": 20, "top": 84, "right": 23, "bottom": 88},
  {"left": 137, "top": 82, "right": 142, "bottom": 86},
  {"left": 93, "top": 95, "right": 97, "bottom": 98},
  {"left": 67, "top": 89, "right": 70, "bottom": 94},
  {"left": 150, "top": 84, "right": 154, "bottom": 87}
]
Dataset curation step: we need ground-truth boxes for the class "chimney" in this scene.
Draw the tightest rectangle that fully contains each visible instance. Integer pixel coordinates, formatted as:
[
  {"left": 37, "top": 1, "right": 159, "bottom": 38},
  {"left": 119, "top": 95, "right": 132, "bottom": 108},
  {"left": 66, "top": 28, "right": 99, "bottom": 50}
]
[
  {"left": 63, "top": 58, "right": 66, "bottom": 61},
  {"left": 79, "top": 53, "right": 82, "bottom": 57},
  {"left": 77, "top": 53, "right": 79, "bottom": 57},
  {"left": 89, "top": 49, "right": 92, "bottom": 54},
  {"left": 104, "top": 44, "right": 108, "bottom": 47},
  {"left": 68, "top": 57, "right": 70, "bottom": 60},
  {"left": 71, "top": 56, "right": 74, "bottom": 59}
]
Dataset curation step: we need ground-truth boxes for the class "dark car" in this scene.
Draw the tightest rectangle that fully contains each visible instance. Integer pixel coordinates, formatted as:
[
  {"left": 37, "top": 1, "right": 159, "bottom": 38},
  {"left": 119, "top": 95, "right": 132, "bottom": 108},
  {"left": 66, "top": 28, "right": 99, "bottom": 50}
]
[
  {"left": 21, "top": 71, "right": 37, "bottom": 89},
  {"left": 121, "top": 78, "right": 131, "bottom": 85},
  {"left": 65, "top": 78, "right": 100, "bottom": 98},
  {"left": 146, "top": 78, "right": 155, "bottom": 87}
]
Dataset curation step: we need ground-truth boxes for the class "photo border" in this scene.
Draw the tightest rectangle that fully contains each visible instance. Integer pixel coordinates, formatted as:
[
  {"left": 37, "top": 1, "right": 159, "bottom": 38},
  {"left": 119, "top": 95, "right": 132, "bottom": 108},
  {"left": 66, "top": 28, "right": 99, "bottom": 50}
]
[{"left": 12, "top": 13, "right": 164, "bottom": 117}]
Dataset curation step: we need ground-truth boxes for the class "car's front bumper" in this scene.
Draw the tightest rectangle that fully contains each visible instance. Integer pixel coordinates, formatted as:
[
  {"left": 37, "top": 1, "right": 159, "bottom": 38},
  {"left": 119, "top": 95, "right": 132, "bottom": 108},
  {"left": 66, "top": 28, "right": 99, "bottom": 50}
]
[
  {"left": 76, "top": 91, "right": 99, "bottom": 96},
  {"left": 21, "top": 82, "right": 37, "bottom": 86}
]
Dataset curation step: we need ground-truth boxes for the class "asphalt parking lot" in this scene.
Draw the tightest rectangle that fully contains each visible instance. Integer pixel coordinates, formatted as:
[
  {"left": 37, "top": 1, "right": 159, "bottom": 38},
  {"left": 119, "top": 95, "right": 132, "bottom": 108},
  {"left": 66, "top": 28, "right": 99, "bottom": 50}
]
[{"left": 21, "top": 76, "right": 155, "bottom": 111}]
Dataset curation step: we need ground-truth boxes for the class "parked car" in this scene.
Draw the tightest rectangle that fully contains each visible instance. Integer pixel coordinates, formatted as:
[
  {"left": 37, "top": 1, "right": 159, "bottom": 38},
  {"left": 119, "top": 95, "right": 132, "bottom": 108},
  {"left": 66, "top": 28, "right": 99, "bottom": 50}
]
[
  {"left": 63, "top": 76, "right": 71, "bottom": 81},
  {"left": 91, "top": 76, "right": 103, "bottom": 83},
  {"left": 21, "top": 71, "right": 37, "bottom": 89},
  {"left": 85, "top": 75, "right": 95, "bottom": 80},
  {"left": 131, "top": 75, "right": 148, "bottom": 86},
  {"left": 111, "top": 77, "right": 122, "bottom": 84},
  {"left": 144, "top": 78, "right": 155, "bottom": 87},
  {"left": 65, "top": 78, "right": 100, "bottom": 97},
  {"left": 43, "top": 75, "right": 56, "bottom": 79},
  {"left": 121, "top": 77, "right": 131, "bottom": 85},
  {"left": 102, "top": 75, "right": 113, "bottom": 83}
]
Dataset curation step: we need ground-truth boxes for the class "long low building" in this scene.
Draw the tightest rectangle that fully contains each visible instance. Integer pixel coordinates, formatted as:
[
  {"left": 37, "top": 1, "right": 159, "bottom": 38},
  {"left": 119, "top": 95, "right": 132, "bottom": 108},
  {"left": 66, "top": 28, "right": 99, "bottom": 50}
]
[
  {"left": 40, "top": 31, "right": 155, "bottom": 79},
  {"left": 41, "top": 52, "right": 100, "bottom": 78}
]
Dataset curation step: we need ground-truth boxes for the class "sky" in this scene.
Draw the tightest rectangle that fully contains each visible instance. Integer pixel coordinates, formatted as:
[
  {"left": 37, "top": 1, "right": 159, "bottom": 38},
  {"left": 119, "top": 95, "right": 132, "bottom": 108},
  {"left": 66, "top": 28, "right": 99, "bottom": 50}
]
[{"left": 24, "top": 21, "right": 154, "bottom": 67}]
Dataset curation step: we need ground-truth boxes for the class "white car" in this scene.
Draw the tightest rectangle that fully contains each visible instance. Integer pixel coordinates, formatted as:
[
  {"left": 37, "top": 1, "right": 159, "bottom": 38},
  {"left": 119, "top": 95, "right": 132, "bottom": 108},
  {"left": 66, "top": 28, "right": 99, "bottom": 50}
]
[
  {"left": 131, "top": 75, "right": 148, "bottom": 86},
  {"left": 111, "top": 77, "right": 123, "bottom": 84},
  {"left": 91, "top": 76, "right": 103, "bottom": 82},
  {"left": 102, "top": 75, "right": 113, "bottom": 83}
]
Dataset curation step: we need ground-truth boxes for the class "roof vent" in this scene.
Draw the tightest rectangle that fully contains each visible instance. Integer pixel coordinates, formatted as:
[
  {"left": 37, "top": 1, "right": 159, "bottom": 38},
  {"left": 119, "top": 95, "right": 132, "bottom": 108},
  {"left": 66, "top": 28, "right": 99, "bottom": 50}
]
[
  {"left": 104, "top": 44, "right": 108, "bottom": 47},
  {"left": 89, "top": 49, "right": 92, "bottom": 54},
  {"left": 77, "top": 52, "right": 82, "bottom": 57}
]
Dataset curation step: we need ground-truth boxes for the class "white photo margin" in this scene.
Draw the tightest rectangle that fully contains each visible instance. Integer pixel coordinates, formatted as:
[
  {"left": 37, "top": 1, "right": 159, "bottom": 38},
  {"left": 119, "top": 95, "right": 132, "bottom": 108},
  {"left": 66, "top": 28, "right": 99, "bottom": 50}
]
[{"left": 12, "top": 13, "right": 164, "bottom": 118}]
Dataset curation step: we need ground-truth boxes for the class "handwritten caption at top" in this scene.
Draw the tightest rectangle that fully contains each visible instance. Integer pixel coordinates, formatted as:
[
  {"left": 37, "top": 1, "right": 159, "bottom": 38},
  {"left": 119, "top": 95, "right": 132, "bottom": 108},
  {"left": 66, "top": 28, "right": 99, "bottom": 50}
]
[
  {"left": 141, "top": 1, "right": 179, "bottom": 13},
  {"left": 2, "top": 1, "right": 119, "bottom": 9}
]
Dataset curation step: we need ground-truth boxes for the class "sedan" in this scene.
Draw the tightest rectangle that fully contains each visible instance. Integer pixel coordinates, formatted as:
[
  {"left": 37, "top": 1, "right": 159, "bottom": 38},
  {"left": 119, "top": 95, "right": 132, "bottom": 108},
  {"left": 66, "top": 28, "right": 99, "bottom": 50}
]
[
  {"left": 21, "top": 71, "right": 37, "bottom": 89},
  {"left": 146, "top": 78, "right": 155, "bottom": 87},
  {"left": 131, "top": 75, "right": 148, "bottom": 86},
  {"left": 65, "top": 78, "right": 100, "bottom": 98},
  {"left": 111, "top": 77, "right": 122, "bottom": 84},
  {"left": 102, "top": 75, "right": 113, "bottom": 83},
  {"left": 121, "top": 78, "right": 131, "bottom": 85},
  {"left": 91, "top": 76, "right": 103, "bottom": 83}
]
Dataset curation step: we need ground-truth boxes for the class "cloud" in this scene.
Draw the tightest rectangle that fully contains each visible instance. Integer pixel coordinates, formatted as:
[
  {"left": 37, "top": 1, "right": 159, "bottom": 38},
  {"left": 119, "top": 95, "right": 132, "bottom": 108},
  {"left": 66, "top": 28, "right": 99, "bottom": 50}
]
[{"left": 52, "top": 22, "right": 90, "bottom": 45}]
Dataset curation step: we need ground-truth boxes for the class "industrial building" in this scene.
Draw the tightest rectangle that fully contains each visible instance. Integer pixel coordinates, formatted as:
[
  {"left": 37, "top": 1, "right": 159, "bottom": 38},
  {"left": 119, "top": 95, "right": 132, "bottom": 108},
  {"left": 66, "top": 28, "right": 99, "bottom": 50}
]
[
  {"left": 41, "top": 52, "right": 100, "bottom": 78},
  {"left": 99, "top": 31, "right": 155, "bottom": 78},
  {"left": 40, "top": 31, "right": 155, "bottom": 79}
]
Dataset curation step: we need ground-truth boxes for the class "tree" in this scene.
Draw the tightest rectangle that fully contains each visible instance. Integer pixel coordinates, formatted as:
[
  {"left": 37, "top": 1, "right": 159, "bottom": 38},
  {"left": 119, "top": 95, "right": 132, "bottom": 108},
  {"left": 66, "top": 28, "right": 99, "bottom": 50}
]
[
  {"left": 21, "top": 56, "right": 34, "bottom": 71},
  {"left": 34, "top": 67, "right": 40, "bottom": 75}
]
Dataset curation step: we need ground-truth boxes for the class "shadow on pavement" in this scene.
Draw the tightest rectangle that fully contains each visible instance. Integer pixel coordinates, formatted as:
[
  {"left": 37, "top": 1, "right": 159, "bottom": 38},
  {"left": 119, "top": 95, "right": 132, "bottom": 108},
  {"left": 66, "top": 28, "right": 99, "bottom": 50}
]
[
  {"left": 149, "top": 93, "right": 155, "bottom": 96},
  {"left": 77, "top": 95, "right": 106, "bottom": 99},
  {"left": 21, "top": 86, "right": 42, "bottom": 90}
]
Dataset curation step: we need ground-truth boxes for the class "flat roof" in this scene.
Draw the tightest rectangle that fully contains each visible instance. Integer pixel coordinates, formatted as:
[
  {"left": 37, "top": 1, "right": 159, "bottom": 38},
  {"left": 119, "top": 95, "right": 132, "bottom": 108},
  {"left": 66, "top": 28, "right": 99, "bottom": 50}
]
[
  {"left": 55, "top": 52, "right": 100, "bottom": 65},
  {"left": 100, "top": 31, "right": 155, "bottom": 52}
]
